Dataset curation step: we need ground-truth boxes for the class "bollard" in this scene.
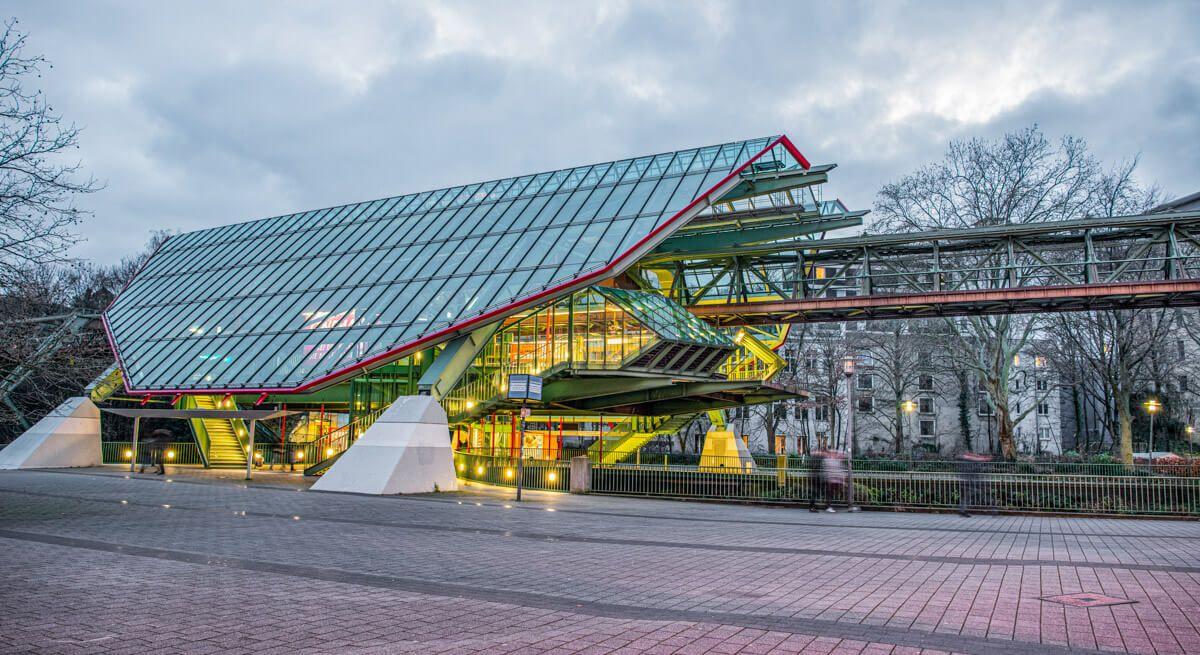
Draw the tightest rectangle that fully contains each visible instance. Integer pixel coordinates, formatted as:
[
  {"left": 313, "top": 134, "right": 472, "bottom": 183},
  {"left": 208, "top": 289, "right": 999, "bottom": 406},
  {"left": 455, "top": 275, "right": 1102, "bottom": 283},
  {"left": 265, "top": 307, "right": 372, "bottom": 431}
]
[{"left": 569, "top": 456, "right": 591, "bottom": 494}]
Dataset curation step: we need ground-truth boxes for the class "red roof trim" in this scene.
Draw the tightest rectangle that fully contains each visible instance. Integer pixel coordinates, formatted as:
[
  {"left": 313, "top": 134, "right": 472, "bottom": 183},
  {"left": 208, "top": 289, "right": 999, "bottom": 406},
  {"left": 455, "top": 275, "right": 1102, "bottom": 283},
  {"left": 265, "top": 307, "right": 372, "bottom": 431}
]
[{"left": 115, "top": 135, "right": 810, "bottom": 395}]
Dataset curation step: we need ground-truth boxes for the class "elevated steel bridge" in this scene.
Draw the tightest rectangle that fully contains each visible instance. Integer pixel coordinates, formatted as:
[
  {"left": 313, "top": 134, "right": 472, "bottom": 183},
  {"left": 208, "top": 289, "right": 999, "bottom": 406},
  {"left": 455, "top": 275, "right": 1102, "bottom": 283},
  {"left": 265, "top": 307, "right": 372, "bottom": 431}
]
[{"left": 635, "top": 209, "right": 1200, "bottom": 326}]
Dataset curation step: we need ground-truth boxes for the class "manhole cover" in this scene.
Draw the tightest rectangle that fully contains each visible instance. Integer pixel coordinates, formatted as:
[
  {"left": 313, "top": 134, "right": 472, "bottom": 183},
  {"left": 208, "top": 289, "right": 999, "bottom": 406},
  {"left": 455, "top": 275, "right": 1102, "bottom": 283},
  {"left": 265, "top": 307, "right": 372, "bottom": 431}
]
[{"left": 1040, "top": 593, "right": 1136, "bottom": 608}]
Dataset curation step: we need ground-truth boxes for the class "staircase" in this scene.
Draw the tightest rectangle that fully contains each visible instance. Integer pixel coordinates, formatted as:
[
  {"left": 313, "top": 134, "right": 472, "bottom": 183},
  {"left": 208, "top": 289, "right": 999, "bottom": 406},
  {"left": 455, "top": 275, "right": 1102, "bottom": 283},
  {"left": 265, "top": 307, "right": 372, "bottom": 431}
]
[
  {"left": 185, "top": 395, "right": 247, "bottom": 468},
  {"left": 589, "top": 413, "right": 702, "bottom": 464}
]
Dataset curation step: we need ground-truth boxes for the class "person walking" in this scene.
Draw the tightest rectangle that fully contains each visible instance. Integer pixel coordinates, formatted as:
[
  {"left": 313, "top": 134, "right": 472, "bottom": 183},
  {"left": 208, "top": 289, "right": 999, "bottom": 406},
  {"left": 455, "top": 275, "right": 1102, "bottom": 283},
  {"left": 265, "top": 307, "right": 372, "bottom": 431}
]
[
  {"left": 807, "top": 449, "right": 827, "bottom": 512},
  {"left": 957, "top": 451, "right": 992, "bottom": 516},
  {"left": 823, "top": 450, "right": 848, "bottom": 513},
  {"left": 138, "top": 428, "right": 171, "bottom": 475}
]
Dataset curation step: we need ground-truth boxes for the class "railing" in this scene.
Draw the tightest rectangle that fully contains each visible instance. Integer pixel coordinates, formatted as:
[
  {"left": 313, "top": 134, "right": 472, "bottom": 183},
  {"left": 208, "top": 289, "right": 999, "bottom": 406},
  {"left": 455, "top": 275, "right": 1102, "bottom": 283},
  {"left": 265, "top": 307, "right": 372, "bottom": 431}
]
[
  {"left": 293, "top": 407, "right": 388, "bottom": 474},
  {"left": 453, "top": 451, "right": 570, "bottom": 492},
  {"left": 102, "top": 442, "right": 204, "bottom": 466},
  {"left": 451, "top": 450, "right": 1200, "bottom": 516}
]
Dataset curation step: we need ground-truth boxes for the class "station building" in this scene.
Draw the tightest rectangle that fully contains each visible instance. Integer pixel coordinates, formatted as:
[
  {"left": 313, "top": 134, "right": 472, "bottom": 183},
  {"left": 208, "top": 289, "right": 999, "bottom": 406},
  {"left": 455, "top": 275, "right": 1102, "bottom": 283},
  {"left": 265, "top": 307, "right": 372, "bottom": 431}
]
[{"left": 7, "top": 135, "right": 870, "bottom": 489}]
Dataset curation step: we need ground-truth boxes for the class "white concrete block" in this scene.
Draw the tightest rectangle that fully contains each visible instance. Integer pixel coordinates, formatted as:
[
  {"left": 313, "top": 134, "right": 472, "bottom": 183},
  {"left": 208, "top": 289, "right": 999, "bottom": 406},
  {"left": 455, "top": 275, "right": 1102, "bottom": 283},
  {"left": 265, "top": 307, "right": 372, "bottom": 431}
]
[
  {"left": 310, "top": 396, "right": 459, "bottom": 495},
  {"left": 0, "top": 397, "right": 102, "bottom": 469}
]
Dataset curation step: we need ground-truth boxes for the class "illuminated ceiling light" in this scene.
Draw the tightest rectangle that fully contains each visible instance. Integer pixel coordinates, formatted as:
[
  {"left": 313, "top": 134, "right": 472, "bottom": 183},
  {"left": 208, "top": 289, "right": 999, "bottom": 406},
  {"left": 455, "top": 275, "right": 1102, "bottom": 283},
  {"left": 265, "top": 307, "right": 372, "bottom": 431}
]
[
  {"left": 475, "top": 466, "right": 485, "bottom": 475},
  {"left": 295, "top": 451, "right": 305, "bottom": 461},
  {"left": 466, "top": 401, "right": 475, "bottom": 409},
  {"left": 325, "top": 447, "right": 335, "bottom": 457},
  {"left": 166, "top": 450, "right": 176, "bottom": 459},
  {"left": 547, "top": 471, "right": 558, "bottom": 482},
  {"left": 504, "top": 468, "right": 514, "bottom": 479},
  {"left": 123, "top": 450, "right": 133, "bottom": 459}
]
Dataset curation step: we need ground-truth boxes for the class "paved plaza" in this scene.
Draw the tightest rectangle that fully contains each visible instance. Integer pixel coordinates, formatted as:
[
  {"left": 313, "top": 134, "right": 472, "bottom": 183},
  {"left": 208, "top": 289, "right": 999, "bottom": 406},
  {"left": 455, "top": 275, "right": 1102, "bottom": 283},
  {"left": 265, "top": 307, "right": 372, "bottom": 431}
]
[{"left": 0, "top": 469, "right": 1198, "bottom": 654}]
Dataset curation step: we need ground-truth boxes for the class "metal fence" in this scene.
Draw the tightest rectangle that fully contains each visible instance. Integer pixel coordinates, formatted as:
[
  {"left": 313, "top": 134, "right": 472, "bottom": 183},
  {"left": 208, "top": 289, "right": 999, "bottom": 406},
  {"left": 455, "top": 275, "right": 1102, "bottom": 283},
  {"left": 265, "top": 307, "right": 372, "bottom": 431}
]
[
  {"left": 102, "top": 442, "right": 204, "bottom": 466},
  {"left": 452, "top": 451, "right": 1200, "bottom": 516},
  {"left": 453, "top": 452, "right": 571, "bottom": 493}
]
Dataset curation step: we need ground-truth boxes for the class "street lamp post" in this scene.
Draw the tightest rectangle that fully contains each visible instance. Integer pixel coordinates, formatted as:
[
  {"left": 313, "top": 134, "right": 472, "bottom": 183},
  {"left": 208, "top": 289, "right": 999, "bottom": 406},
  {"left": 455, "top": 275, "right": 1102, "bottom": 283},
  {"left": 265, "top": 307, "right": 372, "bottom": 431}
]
[
  {"left": 1143, "top": 398, "right": 1161, "bottom": 468},
  {"left": 842, "top": 356, "right": 859, "bottom": 511},
  {"left": 900, "top": 399, "right": 917, "bottom": 454}
]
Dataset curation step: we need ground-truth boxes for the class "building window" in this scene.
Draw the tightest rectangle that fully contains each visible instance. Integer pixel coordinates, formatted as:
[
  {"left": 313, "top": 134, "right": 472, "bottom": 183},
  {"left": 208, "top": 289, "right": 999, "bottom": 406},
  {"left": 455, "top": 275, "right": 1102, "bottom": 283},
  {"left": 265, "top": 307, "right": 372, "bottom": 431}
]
[
  {"left": 1179, "top": 340, "right": 1187, "bottom": 359},
  {"left": 799, "top": 407, "right": 809, "bottom": 421},
  {"left": 919, "top": 374, "right": 934, "bottom": 391},
  {"left": 1035, "top": 378, "right": 1048, "bottom": 391},
  {"left": 977, "top": 393, "right": 993, "bottom": 416},
  {"left": 1034, "top": 356, "right": 1046, "bottom": 368},
  {"left": 1181, "top": 375, "right": 1190, "bottom": 393},
  {"left": 918, "top": 397, "right": 934, "bottom": 414},
  {"left": 1037, "top": 402, "right": 1049, "bottom": 416},
  {"left": 919, "top": 418, "right": 935, "bottom": 437},
  {"left": 857, "top": 373, "right": 874, "bottom": 390},
  {"left": 1038, "top": 427, "right": 1051, "bottom": 443},
  {"left": 857, "top": 396, "right": 874, "bottom": 413},
  {"left": 814, "top": 405, "right": 829, "bottom": 422}
]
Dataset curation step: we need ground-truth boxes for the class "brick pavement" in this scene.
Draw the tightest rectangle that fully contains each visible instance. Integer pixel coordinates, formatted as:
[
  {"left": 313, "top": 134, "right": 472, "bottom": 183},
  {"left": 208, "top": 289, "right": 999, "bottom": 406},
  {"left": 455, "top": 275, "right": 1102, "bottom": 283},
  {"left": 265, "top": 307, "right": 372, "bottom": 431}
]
[{"left": 0, "top": 468, "right": 1197, "bottom": 654}]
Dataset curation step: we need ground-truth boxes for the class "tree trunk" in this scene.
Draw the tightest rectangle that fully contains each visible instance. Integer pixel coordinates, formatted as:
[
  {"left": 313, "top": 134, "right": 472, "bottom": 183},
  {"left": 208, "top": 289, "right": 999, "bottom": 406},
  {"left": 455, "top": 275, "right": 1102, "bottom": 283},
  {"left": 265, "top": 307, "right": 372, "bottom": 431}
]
[
  {"left": 1116, "top": 392, "right": 1134, "bottom": 465},
  {"left": 997, "top": 405, "right": 1016, "bottom": 459},
  {"left": 893, "top": 409, "right": 904, "bottom": 456},
  {"left": 957, "top": 370, "right": 972, "bottom": 451}
]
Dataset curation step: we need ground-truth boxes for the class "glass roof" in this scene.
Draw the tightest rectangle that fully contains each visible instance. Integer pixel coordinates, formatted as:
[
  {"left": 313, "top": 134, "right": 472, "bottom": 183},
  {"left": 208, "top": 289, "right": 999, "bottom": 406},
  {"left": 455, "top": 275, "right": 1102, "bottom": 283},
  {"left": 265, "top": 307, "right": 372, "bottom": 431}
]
[
  {"left": 594, "top": 287, "right": 732, "bottom": 347},
  {"left": 106, "top": 136, "right": 796, "bottom": 392}
]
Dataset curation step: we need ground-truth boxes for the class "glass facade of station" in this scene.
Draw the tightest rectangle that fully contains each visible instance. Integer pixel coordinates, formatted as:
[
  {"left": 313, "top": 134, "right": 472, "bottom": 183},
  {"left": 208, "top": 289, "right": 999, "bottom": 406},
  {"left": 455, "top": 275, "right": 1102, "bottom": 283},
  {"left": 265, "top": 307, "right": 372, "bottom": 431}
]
[
  {"left": 442, "top": 287, "right": 736, "bottom": 421},
  {"left": 105, "top": 136, "right": 802, "bottom": 393}
]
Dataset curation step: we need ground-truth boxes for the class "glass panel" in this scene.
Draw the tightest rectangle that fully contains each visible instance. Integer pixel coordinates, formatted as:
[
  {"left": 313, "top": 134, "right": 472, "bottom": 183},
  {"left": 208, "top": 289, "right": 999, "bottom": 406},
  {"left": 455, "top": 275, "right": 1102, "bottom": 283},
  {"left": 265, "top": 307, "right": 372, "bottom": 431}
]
[{"left": 105, "top": 136, "right": 778, "bottom": 390}]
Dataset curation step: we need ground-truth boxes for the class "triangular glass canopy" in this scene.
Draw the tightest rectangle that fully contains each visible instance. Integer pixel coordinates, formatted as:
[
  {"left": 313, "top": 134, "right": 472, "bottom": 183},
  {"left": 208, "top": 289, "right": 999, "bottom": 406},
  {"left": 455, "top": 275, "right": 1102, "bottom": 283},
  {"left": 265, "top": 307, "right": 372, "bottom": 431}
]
[{"left": 105, "top": 136, "right": 808, "bottom": 392}]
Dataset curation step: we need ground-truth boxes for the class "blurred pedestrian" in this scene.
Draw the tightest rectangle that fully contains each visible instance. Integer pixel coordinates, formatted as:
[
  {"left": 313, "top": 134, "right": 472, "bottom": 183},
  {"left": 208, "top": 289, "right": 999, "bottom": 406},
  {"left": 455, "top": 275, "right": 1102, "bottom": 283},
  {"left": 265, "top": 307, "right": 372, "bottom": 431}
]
[
  {"left": 957, "top": 451, "right": 992, "bottom": 516},
  {"left": 138, "top": 428, "right": 171, "bottom": 475},
  {"left": 824, "top": 450, "right": 848, "bottom": 512},
  {"left": 807, "top": 449, "right": 827, "bottom": 512}
]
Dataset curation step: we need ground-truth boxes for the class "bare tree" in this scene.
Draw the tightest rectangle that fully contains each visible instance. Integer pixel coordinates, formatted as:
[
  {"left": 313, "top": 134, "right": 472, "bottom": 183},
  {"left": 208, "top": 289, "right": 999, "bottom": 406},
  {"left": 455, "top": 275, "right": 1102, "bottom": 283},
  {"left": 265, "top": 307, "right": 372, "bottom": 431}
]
[
  {"left": 851, "top": 321, "right": 923, "bottom": 455},
  {"left": 0, "top": 19, "right": 99, "bottom": 289},
  {"left": 873, "top": 126, "right": 1104, "bottom": 458}
]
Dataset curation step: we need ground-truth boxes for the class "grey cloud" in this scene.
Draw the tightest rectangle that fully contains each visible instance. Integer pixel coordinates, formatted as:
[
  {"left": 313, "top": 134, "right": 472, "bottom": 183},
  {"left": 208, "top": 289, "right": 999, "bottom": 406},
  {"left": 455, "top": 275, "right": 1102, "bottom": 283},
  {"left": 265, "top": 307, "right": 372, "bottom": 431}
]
[{"left": 6, "top": 0, "right": 1197, "bottom": 263}]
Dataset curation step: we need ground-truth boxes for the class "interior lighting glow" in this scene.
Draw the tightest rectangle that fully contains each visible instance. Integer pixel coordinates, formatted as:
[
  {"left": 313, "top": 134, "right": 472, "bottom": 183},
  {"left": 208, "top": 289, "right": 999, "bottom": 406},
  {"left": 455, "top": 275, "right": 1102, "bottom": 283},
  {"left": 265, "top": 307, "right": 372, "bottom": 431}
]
[
  {"left": 123, "top": 450, "right": 133, "bottom": 459},
  {"left": 326, "top": 447, "right": 335, "bottom": 457},
  {"left": 458, "top": 463, "right": 466, "bottom": 472},
  {"left": 547, "top": 472, "right": 557, "bottom": 482},
  {"left": 295, "top": 451, "right": 305, "bottom": 461},
  {"left": 476, "top": 466, "right": 485, "bottom": 475},
  {"left": 166, "top": 450, "right": 176, "bottom": 459},
  {"left": 504, "top": 469, "right": 514, "bottom": 479}
]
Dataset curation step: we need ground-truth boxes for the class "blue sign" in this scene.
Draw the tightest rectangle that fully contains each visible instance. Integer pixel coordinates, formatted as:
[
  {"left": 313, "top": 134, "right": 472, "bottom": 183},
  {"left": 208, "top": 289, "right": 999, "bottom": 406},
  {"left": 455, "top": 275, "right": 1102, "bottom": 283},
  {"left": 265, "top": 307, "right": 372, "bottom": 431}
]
[{"left": 506, "top": 374, "right": 542, "bottom": 401}]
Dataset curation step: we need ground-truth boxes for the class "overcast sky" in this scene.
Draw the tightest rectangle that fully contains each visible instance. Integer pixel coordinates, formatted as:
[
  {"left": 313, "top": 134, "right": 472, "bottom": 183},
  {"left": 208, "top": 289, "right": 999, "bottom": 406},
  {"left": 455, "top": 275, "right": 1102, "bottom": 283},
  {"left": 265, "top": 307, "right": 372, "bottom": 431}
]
[{"left": 9, "top": 0, "right": 1200, "bottom": 264}]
